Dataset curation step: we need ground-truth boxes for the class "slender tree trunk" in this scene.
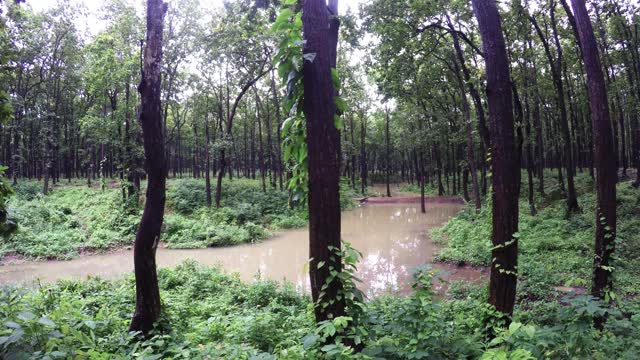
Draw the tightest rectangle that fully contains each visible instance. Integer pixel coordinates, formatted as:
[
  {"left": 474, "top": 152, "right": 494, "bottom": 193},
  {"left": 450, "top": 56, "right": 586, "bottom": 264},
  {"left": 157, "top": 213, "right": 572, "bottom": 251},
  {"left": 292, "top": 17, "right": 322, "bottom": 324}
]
[
  {"left": 453, "top": 55, "right": 481, "bottom": 211},
  {"left": 570, "top": 0, "right": 617, "bottom": 324},
  {"left": 385, "top": 107, "right": 391, "bottom": 197},
  {"left": 129, "top": 0, "right": 167, "bottom": 334},
  {"left": 255, "top": 90, "right": 266, "bottom": 193},
  {"left": 205, "top": 112, "right": 212, "bottom": 208},
  {"left": 523, "top": 71, "right": 537, "bottom": 216},
  {"left": 531, "top": 9, "right": 579, "bottom": 212},
  {"left": 360, "top": 113, "right": 367, "bottom": 195},
  {"left": 270, "top": 71, "right": 284, "bottom": 190},
  {"left": 433, "top": 144, "right": 444, "bottom": 195},
  {"left": 350, "top": 116, "right": 357, "bottom": 189},
  {"left": 472, "top": 0, "right": 520, "bottom": 317}
]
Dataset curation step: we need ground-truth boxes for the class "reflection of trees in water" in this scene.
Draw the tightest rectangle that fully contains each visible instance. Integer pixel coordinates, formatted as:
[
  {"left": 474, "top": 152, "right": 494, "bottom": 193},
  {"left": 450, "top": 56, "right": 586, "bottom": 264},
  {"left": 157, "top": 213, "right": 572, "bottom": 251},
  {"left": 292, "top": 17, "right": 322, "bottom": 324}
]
[{"left": 357, "top": 234, "right": 428, "bottom": 297}]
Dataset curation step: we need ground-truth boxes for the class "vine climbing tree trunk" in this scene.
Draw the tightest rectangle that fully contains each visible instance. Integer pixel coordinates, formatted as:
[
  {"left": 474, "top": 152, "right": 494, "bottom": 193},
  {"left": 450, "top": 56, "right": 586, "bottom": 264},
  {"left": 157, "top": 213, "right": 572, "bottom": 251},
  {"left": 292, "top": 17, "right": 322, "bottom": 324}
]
[
  {"left": 129, "top": 0, "right": 167, "bottom": 334},
  {"left": 570, "top": 0, "right": 617, "bottom": 324},
  {"left": 303, "top": 0, "right": 345, "bottom": 323},
  {"left": 472, "top": 0, "right": 520, "bottom": 317}
]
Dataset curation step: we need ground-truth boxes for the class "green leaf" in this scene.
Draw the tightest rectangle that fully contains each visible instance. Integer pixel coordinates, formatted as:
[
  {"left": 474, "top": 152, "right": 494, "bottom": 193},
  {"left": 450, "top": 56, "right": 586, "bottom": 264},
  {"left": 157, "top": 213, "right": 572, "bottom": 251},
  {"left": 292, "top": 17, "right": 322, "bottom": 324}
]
[
  {"left": 38, "top": 317, "right": 55, "bottom": 327},
  {"left": 334, "top": 96, "right": 348, "bottom": 114},
  {"left": 302, "top": 334, "right": 319, "bottom": 349},
  {"left": 17, "top": 312, "right": 36, "bottom": 321},
  {"left": 331, "top": 68, "right": 341, "bottom": 92}
]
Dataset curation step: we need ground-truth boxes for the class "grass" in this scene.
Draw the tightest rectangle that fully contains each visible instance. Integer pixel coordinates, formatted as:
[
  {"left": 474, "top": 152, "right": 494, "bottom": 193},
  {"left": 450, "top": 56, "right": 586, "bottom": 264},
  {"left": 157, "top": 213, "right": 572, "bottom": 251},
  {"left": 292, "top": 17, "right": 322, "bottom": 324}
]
[
  {"left": 2, "top": 177, "right": 358, "bottom": 260},
  {"left": 430, "top": 171, "right": 640, "bottom": 299},
  {"left": 2, "top": 261, "right": 640, "bottom": 359},
  {"left": 3, "top": 172, "right": 640, "bottom": 358}
]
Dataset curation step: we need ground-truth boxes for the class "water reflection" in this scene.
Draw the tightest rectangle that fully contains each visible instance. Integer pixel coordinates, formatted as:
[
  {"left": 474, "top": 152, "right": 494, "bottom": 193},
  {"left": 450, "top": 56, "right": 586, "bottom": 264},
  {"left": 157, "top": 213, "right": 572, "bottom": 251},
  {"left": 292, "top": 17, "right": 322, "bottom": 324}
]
[{"left": 1, "top": 203, "right": 474, "bottom": 296}]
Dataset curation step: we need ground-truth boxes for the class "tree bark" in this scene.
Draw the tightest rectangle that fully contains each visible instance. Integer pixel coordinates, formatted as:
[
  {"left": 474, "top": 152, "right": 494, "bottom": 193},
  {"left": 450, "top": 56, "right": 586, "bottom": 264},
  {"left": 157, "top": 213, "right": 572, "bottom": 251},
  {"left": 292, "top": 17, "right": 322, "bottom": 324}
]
[
  {"left": 530, "top": 8, "right": 579, "bottom": 213},
  {"left": 472, "top": 0, "right": 520, "bottom": 317},
  {"left": 303, "top": 0, "right": 345, "bottom": 324},
  {"left": 570, "top": 0, "right": 617, "bottom": 320},
  {"left": 360, "top": 112, "right": 367, "bottom": 195},
  {"left": 205, "top": 111, "right": 212, "bottom": 208},
  {"left": 129, "top": 0, "right": 167, "bottom": 334},
  {"left": 385, "top": 107, "right": 391, "bottom": 197}
]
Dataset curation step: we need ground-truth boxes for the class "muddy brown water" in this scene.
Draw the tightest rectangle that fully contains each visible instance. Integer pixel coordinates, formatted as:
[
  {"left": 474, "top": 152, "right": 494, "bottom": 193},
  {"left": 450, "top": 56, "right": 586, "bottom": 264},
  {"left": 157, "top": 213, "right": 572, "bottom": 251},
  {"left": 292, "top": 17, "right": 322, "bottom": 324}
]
[{"left": 0, "top": 202, "right": 485, "bottom": 297}]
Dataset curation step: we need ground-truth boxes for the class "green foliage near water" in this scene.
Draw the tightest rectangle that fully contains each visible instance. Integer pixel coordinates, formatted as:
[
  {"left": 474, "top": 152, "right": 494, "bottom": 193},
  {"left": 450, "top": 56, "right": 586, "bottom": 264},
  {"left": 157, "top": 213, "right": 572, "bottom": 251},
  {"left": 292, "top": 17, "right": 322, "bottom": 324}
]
[
  {"left": 398, "top": 182, "right": 441, "bottom": 196},
  {"left": 431, "top": 172, "right": 640, "bottom": 299},
  {"left": 4, "top": 183, "right": 139, "bottom": 259},
  {"left": 2, "top": 262, "right": 640, "bottom": 359},
  {"left": 1, "top": 177, "right": 356, "bottom": 260}
]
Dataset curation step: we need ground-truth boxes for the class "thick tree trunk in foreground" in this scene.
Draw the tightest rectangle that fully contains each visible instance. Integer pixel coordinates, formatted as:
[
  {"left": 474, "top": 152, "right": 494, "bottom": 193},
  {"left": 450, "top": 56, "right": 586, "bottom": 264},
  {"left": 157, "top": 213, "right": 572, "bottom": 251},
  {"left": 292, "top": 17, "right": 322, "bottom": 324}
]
[
  {"left": 303, "top": 0, "right": 345, "bottom": 323},
  {"left": 472, "top": 0, "right": 520, "bottom": 317},
  {"left": 570, "top": 0, "right": 617, "bottom": 313},
  {"left": 130, "top": 0, "right": 167, "bottom": 334}
]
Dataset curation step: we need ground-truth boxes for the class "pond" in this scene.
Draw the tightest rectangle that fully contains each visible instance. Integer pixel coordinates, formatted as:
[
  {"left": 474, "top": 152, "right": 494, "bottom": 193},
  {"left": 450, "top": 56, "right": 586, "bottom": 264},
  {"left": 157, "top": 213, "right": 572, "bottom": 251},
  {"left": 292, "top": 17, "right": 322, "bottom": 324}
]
[{"left": 0, "top": 202, "right": 485, "bottom": 297}]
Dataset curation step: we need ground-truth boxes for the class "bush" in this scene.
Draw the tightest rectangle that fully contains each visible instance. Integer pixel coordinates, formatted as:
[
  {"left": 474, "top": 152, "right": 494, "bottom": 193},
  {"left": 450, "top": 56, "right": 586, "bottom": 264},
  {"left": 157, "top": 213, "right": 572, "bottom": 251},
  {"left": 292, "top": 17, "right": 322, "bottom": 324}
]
[
  {"left": 1, "top": 178, "right": 313, "bottom": 259},
  {"left": 2, "top": 262, "right": 640, "bottom": 359},
  {"left": 12, "top": 181, "right": 42, "bottom": 201},
  {"left": 432, "top": 174, "right": 640, "bottom": 298}
]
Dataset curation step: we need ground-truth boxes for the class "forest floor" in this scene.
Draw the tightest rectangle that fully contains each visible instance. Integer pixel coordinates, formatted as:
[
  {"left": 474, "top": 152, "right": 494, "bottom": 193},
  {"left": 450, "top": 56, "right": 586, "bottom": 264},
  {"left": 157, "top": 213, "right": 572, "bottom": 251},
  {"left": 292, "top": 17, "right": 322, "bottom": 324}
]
[
  {"left": 2, "top": 174, "right": 640, "bottom": 358},
  {"left": 431, "top": 170, "right": 640, "bottom": 300},
  {"left": 1, "top": 178, "right": 321, "bottom": 261}
]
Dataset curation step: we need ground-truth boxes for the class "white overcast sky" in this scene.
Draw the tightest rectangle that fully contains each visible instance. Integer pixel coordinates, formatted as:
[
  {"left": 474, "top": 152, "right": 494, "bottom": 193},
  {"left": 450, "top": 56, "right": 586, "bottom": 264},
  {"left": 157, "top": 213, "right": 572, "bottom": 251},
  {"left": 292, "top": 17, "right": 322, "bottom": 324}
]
[{"left": 25, "top": 0, "right": 366, "bottom": 36}]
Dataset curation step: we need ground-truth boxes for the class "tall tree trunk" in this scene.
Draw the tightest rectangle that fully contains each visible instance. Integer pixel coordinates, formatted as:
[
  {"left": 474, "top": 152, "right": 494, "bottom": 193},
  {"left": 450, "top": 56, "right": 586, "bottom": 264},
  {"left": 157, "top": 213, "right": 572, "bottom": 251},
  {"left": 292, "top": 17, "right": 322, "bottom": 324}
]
[
  {"left": 523, "top": 68, "right": 537, "bottom": 216},
  {"left": 570, "top": 0, "right": 617, "bottom": 324},
  {"left": 129, "top": 0, "right": 167, "bottom": 334},
  {"left": 531, "top": 8, "right": 579, "bottom": 213},
  {"left": 255, "top": 90, "right": 266, "bottom": 193},
  {"left": 472, "top": 0, "right": 520, "bottom": 317},
  {"left": 385, "top": 107, "right": 391, "bottom": 197},
  {"left": 303, "top": 0, "right": 345, "bottom": 324},
  {"left": 433, "top": 144, "right": 445, "bottom": 195},
  {"left": 453, "top": 54, "right": 481, "bottom": 211},
  {"left": 350, "top": 116, "right": 357, "bottom": 189},
  {"left": 360, "top": 113, "right": 367, "bottom": 195},
  {"left": 205, "top": 112, "right": 212, "bottom": 208},
  {"left": 270, "top": 71, "right": 284, "bottom": 190}
]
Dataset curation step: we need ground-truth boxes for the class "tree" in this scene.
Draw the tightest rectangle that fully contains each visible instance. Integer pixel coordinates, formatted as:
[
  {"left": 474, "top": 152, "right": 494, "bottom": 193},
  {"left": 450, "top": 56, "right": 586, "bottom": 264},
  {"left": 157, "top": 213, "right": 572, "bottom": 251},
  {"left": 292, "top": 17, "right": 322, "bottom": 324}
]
[
  {"left": 129, "top": 0, "right": 167, "bottom": 333},
  {"left": 529, "top": 2, "right": 580, "bottom": 213},
  {"left": 385, "top": 106, "right": 391, "bottom": 197},
  {"left": 303, "top": 0, "right": 345, "bottom": 323},
  {"left": 471, "top": 0, "right": 520, "bottom": 316},
  {"left": 569, "top": 0, "right": 617, "bottom": 317}
]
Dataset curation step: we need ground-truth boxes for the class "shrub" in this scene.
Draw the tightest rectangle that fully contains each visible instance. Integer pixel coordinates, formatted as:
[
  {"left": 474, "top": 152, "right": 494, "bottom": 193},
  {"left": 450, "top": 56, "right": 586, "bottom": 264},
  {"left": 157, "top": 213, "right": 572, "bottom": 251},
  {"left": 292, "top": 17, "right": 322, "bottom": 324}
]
[{"left": 12, "top": 181, "right": 42, "bottom": 201}]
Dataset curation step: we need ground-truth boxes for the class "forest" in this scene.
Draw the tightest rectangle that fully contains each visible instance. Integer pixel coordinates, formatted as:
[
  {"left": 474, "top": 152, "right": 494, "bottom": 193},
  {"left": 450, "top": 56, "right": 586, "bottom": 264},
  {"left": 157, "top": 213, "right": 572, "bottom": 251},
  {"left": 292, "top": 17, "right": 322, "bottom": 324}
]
[{"left": 0, "top": 0, "right": 640, "bottom": 358}]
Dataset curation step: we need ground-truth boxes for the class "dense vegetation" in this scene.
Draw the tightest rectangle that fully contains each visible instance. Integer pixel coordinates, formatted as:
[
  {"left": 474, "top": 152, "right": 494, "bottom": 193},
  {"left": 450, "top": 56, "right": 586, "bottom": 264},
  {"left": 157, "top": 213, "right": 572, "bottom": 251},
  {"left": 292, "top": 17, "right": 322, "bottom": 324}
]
[
  {"left": 2, "top": 262, "right": 640, "bottom": 359},
  {"left": 1, "top": 179, "right": 314, "bottom": 260},
  {"left": 1, "top": 0, "right": 639, "bottom": 357},
  {"left": 433, "top": 172, "right": 640, "bottom": 299}
]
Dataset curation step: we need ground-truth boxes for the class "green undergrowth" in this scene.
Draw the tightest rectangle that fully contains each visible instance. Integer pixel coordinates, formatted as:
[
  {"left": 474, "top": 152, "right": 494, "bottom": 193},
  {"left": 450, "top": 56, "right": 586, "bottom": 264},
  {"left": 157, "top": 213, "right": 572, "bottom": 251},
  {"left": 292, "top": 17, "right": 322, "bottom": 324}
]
[
  {"left": 1, "top": 178, "right": 355, "bottom": 259},
  {"left": 4, "top": 183, "right": 139, "bottom": 259},
  {"left": 431, "top": 172, "right": 640, "bottom": 299},
  {"left": 2, "top": 262, "right": 640, "bottom": 359},
  {"left": 398, "top": 182, "right": 441, "bottom": 196}
]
